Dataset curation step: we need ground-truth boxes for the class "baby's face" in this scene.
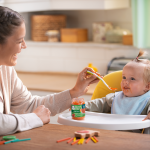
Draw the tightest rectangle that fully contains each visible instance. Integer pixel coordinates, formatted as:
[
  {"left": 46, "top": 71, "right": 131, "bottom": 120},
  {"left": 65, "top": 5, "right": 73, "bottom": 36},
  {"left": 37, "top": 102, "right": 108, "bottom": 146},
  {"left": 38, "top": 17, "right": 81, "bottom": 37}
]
[{"left": 121, "top": 62, "right": 148, "bottom": 97}]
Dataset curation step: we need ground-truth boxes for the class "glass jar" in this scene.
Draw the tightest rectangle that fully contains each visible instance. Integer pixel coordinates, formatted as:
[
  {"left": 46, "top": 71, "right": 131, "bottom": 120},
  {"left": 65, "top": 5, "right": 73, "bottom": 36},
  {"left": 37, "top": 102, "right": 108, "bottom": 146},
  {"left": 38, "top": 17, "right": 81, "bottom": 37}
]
[
  {"left": 105, "top": 27, "right": 131, "bottom": 43},
  {"left": 45, "top": 30, "right": 59, "bottom": 42},
  {"left": 71, "top": 98, "right": 85, "bottom": 120}
]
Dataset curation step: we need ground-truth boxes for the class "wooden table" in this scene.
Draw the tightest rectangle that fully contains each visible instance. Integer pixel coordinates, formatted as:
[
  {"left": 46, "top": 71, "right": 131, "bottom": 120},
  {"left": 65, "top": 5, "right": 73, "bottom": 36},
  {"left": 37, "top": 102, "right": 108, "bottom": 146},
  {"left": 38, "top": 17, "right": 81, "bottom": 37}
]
[{"left": 0, "top": 124, "right": 150, "bottom": 150}]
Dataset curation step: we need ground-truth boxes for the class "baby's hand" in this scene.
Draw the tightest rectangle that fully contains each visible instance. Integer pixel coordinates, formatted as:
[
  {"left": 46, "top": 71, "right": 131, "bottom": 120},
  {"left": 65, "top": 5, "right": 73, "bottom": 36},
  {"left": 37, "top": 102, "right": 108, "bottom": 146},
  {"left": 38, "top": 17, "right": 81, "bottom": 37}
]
[{"left": 142, "top": 112, "right": 150, "bottom": 121}]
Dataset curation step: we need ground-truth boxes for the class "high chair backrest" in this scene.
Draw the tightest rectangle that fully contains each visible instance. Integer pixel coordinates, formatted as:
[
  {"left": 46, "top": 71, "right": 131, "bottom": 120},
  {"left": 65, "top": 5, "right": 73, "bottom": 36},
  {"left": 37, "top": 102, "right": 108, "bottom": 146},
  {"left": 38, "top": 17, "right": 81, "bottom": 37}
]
[{"left": 91, "top": 70, "right": 122, "bottom": 100}]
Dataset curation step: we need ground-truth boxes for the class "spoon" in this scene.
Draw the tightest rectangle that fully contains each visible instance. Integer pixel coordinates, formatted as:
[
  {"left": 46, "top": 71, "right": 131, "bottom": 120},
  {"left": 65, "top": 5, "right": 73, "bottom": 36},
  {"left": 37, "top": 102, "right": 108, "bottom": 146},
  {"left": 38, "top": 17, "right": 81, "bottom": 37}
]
[{"left": 87, "top": 70, "right": 117, "bottom": 91}]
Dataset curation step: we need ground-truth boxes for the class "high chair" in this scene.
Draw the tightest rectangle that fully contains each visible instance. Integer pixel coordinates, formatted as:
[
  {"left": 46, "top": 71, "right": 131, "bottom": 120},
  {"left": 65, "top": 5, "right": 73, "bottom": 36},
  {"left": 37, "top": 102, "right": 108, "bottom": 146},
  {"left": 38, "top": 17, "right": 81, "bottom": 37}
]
[
  {"left": 58, "top": 71, "right": 150, "bottom": 134},
  {"left": 90, "top": 70, "right": 150, "bottom": 134},
  {"left": 91, "top": 70, "right": 122, "bottom": 100}
]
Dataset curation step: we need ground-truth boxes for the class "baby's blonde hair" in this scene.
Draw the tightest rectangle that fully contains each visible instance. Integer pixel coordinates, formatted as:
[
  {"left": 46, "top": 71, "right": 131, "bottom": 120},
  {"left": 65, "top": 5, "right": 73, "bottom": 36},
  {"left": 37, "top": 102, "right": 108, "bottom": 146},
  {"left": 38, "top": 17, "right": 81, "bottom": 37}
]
[{"left": 132, "top": 50, "right": 150, "bottom": 84}]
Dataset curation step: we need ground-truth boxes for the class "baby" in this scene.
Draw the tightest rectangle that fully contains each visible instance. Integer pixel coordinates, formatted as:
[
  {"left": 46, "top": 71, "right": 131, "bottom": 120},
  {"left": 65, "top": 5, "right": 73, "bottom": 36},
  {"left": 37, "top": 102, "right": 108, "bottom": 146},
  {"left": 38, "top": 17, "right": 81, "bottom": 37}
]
[{"left": 85, "top": 50, "right": 150, "bottom": 121}]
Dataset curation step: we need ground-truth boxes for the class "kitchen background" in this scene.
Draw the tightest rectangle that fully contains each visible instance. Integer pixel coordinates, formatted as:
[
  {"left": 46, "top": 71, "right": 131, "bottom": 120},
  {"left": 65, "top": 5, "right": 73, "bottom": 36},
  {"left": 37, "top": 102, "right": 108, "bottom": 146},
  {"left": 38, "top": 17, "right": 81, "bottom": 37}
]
[
  {"left": 1, "top": 0, "right": 145, "bottom": 75},
  {"left": 18, "top": 7, "right": 137, "bottom": 75},
  {"left": 1, "top": 0, "right": 150, "bottom": 123}
]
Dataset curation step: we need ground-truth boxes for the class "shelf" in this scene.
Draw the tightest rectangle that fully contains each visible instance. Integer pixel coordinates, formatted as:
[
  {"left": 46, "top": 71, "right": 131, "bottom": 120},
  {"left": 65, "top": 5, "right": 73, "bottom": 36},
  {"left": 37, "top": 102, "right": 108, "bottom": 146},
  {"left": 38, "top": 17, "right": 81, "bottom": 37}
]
[{"left": 26, "top": 41, "right": 135, "bottom": 49}]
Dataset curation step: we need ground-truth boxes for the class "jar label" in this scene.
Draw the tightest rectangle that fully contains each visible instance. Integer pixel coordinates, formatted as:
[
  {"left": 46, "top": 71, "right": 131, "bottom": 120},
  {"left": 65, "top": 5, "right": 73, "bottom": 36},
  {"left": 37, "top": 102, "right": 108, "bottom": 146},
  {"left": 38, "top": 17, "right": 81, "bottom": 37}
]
[{"left": 71, "top": 104, "right": 85, "bottom": 118}]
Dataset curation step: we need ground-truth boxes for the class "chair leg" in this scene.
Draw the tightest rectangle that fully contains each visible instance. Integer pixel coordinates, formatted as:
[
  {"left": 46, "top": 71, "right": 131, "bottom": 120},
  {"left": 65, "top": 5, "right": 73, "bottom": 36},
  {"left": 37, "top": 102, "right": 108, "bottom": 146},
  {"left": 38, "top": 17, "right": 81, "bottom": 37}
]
[{"left": 144, "top": 127, "right": 150, "bottom": 134}]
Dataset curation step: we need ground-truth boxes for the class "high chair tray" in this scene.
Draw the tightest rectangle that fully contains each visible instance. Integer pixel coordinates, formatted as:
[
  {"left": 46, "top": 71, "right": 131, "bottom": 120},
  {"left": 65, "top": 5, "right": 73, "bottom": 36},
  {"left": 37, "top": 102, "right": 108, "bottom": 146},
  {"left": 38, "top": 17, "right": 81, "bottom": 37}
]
[{"left": 57, "top": 111, "right": 150, "bottom": 130}]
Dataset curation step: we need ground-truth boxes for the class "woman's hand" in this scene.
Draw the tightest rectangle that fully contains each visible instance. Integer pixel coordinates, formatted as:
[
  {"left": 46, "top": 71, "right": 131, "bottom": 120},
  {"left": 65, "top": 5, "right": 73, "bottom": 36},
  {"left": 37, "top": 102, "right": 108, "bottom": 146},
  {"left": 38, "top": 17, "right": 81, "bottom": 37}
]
[
  {"left": 70, "top": 67, "right": 99, "bottom": 98},
  {"left": 33, "top": 105, "right": 51, "bottom": 124}
]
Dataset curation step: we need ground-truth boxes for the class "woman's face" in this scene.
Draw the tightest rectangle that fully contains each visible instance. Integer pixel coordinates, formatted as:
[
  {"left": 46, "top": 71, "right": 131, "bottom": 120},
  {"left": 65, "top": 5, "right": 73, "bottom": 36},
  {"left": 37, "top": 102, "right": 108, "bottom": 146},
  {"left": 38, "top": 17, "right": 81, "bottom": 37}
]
[{"left": 0, "top": 22, "right": 26, "bottom": 66}]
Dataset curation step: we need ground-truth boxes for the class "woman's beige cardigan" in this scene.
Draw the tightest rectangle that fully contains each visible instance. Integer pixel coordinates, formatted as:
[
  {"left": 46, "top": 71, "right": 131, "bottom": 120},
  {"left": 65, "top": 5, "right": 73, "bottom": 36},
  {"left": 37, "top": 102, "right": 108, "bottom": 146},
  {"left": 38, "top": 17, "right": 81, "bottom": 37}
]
[{"left": 0, "top": 65, "right": 72, "bottom": 136}]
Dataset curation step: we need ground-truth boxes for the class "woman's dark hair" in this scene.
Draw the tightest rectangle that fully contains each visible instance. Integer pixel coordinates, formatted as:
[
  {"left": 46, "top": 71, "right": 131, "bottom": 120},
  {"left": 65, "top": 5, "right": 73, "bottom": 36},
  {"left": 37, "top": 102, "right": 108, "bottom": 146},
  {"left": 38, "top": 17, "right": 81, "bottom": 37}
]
[{"left": 0, "top": 6, "right": 24, "bottom": 44}]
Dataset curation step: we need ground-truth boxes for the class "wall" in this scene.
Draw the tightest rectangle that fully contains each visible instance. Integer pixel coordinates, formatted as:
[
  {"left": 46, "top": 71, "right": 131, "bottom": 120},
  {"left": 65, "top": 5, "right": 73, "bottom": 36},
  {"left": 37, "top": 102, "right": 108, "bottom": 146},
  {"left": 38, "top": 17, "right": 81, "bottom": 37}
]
[
  {"left": 15, "top": 42, "right": 142, "bottom": 75},
  {"left": 16, "top": 8, "right": 135, "bottom": 75}
]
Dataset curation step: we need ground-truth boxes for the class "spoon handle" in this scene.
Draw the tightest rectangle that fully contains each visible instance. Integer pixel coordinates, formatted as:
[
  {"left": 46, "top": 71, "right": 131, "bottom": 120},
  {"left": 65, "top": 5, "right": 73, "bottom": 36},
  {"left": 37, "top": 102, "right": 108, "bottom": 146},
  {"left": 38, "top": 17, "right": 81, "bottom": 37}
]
[{"left": 87, "top": 71, "right": 117, "bottom": 91}]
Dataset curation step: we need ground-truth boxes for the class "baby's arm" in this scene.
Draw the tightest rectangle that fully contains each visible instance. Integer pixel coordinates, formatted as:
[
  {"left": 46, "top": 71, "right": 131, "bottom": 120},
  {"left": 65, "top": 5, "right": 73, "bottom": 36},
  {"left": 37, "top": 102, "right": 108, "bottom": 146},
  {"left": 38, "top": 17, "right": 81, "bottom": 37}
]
[
  {"left": 85, "top": 93, "right": 115, "bottom": 113},
  {"left": 142, "top": 105, "right": 150, "bottom": 121},
  {"left": 142, "top": 112, "right": 150, "bottom": 121}
]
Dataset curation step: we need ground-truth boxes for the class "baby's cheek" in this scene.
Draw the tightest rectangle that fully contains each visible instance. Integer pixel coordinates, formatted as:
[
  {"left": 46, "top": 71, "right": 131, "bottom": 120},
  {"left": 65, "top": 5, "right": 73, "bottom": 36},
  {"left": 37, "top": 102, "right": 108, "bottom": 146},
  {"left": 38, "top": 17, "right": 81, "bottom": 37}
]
[
  {"left": 121, "top": 82, "right": 126, "bottom": 90},
  {"left": 120, "top": 81, "right": 123, "bottom": 87},
  {"left": 130, "top": 83, "right": 135, "bottom": 89},
  {"left": 131, "top": 84, "right": 140, "bottom": 92}
]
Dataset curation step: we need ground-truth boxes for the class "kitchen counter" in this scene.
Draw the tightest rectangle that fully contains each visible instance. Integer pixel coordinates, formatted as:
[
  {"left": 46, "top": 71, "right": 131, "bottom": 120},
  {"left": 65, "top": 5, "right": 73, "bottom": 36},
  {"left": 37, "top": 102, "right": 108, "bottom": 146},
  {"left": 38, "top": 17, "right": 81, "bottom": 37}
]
[{"left": 15, "top": 41, "right": 143, "bottom": 75}]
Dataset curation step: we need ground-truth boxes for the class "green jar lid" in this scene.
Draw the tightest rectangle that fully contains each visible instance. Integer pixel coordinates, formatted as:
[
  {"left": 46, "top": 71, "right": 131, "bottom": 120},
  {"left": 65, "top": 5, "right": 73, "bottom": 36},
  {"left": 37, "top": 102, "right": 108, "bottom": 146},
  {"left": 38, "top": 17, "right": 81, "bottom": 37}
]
[{"left": 2, "top": 135, "right": 16, "bottom": 141}]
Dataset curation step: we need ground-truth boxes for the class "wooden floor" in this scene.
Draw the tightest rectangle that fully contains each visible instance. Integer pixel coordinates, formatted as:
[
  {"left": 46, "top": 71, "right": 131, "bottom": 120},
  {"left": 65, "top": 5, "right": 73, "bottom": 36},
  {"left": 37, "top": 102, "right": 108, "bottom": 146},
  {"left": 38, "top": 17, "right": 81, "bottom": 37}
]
[{"left": 17, "top": 72, "right": 98, "bottom": 95}]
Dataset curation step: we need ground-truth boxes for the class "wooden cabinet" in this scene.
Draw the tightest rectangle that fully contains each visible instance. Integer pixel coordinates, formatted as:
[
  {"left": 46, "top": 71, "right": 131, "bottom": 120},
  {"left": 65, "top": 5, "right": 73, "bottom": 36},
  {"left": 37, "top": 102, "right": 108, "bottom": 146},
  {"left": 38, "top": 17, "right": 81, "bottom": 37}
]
[{"left": 2, "top": 0, "right": 130, "bottom": 12}]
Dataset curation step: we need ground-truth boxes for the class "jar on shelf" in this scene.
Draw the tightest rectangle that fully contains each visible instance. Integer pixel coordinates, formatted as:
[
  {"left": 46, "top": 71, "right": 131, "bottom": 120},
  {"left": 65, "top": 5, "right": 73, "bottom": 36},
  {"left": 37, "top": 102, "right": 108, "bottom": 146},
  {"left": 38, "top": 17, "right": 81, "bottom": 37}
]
[
  {"left": 71, "top": 98, "right": 85, "bottom": 120},
  {"left": 45, "top": 30, "right": 59, "bottom": 42},
  {"left": 105, "top": 27, "right": 131, "bottom": 43},
  {"left": 93, "top": 22, "right": 113, "bottom": 43}
]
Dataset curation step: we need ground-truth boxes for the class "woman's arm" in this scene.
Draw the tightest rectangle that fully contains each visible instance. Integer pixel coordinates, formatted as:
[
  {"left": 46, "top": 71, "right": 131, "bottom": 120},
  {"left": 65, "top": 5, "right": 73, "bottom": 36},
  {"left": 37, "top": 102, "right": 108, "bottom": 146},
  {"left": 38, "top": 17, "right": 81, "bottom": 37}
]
[
  {"left": 0, "top": 113, "right": 43, "bottom": 136},
  {"left": 11, "top": 67, "right": 99, "bottom": 116},
  {"left": 142, "top": 103, "right": 150, "bottom": 121},
  {"left": 1, "top": 62, "right": 99, "bottom": 136},
  {"left": 10, "top": 67, "right": 72, "bottom": 116}
]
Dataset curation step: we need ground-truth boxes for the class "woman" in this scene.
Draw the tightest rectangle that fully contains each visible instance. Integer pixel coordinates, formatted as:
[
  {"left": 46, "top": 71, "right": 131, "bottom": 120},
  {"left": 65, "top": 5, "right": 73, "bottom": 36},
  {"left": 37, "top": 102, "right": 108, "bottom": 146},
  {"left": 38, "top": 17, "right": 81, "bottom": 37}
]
[{"left": 0, "top": 6, "right": 99, "bottom": 136}]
